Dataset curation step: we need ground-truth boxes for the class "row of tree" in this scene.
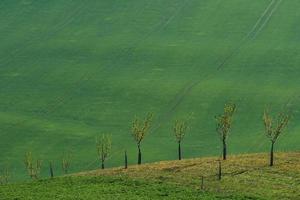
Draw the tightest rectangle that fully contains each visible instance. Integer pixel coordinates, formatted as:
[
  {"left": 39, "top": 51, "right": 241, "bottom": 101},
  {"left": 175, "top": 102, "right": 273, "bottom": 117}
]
[
  {"left": 19, "top": 103, "right": 291, "bottom": 180},
  {"left": 99, "top": 103, "right": 291, "bottom": 170}
]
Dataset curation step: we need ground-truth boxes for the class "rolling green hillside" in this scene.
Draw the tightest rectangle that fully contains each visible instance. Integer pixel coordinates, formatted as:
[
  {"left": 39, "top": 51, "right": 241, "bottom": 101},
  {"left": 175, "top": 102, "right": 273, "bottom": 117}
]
[{"left": 0, "top": 0, "right": 300, "bottom": 179}]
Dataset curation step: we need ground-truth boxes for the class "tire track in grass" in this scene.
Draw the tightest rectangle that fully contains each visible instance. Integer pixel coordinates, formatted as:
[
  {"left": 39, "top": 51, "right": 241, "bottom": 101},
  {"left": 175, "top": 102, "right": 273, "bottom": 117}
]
[
  {"left": 0, "top": 1, "right": 139, "bottom": 175},
  {"left": 44, "top": 1, "right": 159, "bottom": 118},
  {"left": 3, "top": 0, "right": 187, "bottom": 106},
  {"left": 0, "top": 0, "right": 89, "bottom": 67},
  {"left": 0, "top": 0, "right": 91, "bottom": 119},
  {"left": 0, "top": 1, "right": 88, "bottom": 111},
  {"left": 242, "top": 0, "right": 294, "bottom": 154},
  {"left": 1, "top": 1, "right": 190, "bottom": 161},
  {"left": 217, "top": 0, "right": 282, "bottom": 70},
  {"left": 246, "top": 0, "right": 276, "bottom": 38},
  {"left": 0, "top": 1, "right": 98, "bottom": 131},
  {"left": 41, "top": 0, "right": 184, "bottom": 114},
  {"left": 0, "top": 1, "right": 188, "bottom": 175},
  {"left": 65, "top": 2, "right": 192, "bottom": 169},
  {"left": 0, "top": 1, "right": 29, "bottom": 33},
  {"left": 113, "top": 0, "right": 190, "bottom": 68},
  {"left": 78, "top": 1, "right": 192, "bottom": 168},
  {"left": 1, "top": 1, "right": 149, "bottom": 131},
  {"left": 251, "top": 0, "right": 283, "bottom": 39},
  {"left": 243, "top": 0, "right": 291, "bottom": 153},
  {"left": 153, "top": 0, "right": 284, "bottom": 132}
]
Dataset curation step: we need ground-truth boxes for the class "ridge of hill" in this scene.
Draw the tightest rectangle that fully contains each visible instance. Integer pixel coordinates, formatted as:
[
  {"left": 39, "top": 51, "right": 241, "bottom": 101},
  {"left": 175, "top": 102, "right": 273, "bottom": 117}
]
[{"left": 0, "top": 153, "right": 299, "bottom": 199}]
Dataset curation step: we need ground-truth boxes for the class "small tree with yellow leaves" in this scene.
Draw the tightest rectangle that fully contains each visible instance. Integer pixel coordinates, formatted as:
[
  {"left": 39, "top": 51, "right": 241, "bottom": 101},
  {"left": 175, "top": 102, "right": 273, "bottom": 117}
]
[
  {"left": 263, "top": 108, "right": 290, "bottom": 166},
  {"left": 173, "top": 119, "right": 189, "bottom": 160},
  {"left": 96, "top": 134, "right": 112, "bottom": 169},
  {"left": 215, "top": 103, "right": 236, "bottom": 160},
  {"left": 132, "top": 113, "right": 153, "bottom": 165}
]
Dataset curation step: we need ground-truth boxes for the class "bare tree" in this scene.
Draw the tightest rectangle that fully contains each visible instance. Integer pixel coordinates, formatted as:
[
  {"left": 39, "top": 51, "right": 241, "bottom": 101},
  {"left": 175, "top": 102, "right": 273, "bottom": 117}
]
[
  {"left": 263, "top": 108, "right": 290, "bottom": 166},
  {"left": 62, "top": 153, "right": 72, "bottom": 174},
  {"left": 215, "top": 103, "right": 236, "bottom": 160},
  {"left": 132, "top": 113, "right": 153, "bottom": 165},
  {"left": 24, "top": 152, "right": 42, "bottom": 179},
  {"left": 96, "top": 134, "right": 112, "bottom": 169},
  {"left": 173, "top": 119, "right": 189, "bottom": 160}
]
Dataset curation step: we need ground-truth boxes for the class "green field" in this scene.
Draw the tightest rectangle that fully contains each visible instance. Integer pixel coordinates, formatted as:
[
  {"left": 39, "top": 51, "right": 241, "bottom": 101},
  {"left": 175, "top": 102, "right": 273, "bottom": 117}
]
[{"left": 0, "top": 0, "right": 300, "bottom": 180}]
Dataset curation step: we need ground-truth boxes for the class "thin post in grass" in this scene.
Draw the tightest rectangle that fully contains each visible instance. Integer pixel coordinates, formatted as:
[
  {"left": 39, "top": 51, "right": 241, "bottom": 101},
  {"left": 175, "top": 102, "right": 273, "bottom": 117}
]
[
  {"left": 200, "top": 176, "right": 204, "bottom": 190},
  {"left": 218, "top": 160, "right": 222, "bottom": 181},
  {"left": 124, "top": 150, "right": 128, "bottom": 169},
  {"left": 49, "top": 162, "right": 54, "bottom": 178}
]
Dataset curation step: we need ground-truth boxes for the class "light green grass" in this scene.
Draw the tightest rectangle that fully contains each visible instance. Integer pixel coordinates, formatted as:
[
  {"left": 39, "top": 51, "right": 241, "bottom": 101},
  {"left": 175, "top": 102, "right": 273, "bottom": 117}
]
[{"left": 0, "top": 0, "right": 300, "bottom": 180}]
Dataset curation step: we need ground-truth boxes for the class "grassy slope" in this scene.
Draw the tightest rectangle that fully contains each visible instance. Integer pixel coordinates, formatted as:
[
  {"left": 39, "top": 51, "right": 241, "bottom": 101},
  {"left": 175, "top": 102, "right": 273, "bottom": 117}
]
[
  {"left": 0, "top": 177, "right": 218, "bottom": 200},
  {"left": 0, "top": 0, "right": 300, "bottom": 179},
  {"left": 1, "top": 153, "right": 299, "bottom": 200}
]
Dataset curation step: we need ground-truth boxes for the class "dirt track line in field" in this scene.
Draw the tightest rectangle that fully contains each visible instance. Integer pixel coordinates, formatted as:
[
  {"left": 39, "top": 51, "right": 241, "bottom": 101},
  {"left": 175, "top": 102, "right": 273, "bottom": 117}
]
[
  {"left": 0, "top": 0, "right": 88, "bottom": 67},
  {"left": 115, "top": 0, "right": 190, "bottom": 67},
  {"left": 153, "top": 0, "right": 283, "bottom": 133},
  {"left": 217, "top": 0, "right": 282, "bottom": 70},
  {"left": 252, "top": 0, "right": 283, "bottom": 39},
  {"left": 47, "top": 1, "right": 190, "bottom": 136},
  {"left": 247, "top": 0, "right": 276, "bottom": 38},
  {"left": 157, "top": 0, "right": 190, "bottom": 32},
  {"left": 2, "top": 1, "right": 95, "bottom": 132},
  {"left": 218, "top": 0, "right": 284, "bottom": 153},
  {"left": 4, "top": 1, "right": 137, "bottom": 133}
]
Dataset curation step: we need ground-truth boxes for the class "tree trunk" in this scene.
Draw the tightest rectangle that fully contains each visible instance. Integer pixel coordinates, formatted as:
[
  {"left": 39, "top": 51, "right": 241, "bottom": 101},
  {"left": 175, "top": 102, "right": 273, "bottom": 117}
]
[
  {"left": 124, "top": 150, "right": 128, "bottom": 169},
  {"left": 101, "top": 145, "right": 105, "bottom": 169},
  {"left": 222, "top": 140, "right": 227, "bottom": 160},
  {"left": 138, "top": 146, "right": 142, "bottom": 165},
  {"left": 270, "top": 142, "right": 274, "bottom": 167},
  {"left": 178, "top": 142, "right": 182, "bottom": 160},
  {"left": 101, "top": 154, "right": 105, "bottom": 169}
]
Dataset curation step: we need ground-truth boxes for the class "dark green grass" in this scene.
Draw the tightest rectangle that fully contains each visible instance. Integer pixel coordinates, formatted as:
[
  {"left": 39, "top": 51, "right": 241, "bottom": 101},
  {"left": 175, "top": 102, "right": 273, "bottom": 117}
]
[{"left": 0, "top": 0, "right": 300, "bottom": 179}]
